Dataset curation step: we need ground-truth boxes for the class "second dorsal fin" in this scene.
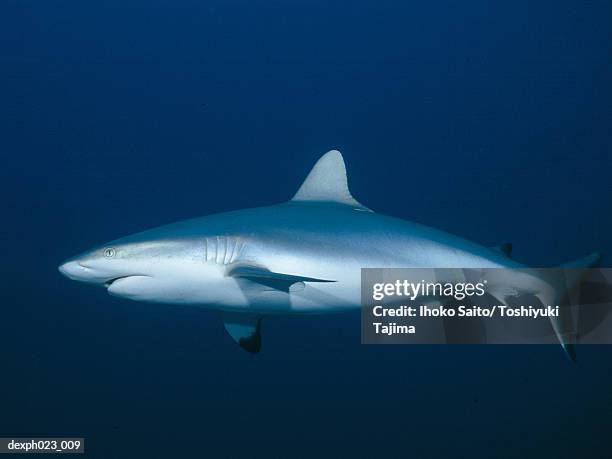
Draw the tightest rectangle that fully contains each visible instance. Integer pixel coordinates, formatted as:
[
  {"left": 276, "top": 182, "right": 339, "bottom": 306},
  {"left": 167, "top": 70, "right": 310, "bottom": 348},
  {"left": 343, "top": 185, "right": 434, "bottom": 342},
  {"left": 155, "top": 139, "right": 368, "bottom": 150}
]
[
  {"left": 492, "top": 243, "right": 513, "bottom": 258},
  {"left": 291, "top": 150, "right": 371, "bottom": 211}
]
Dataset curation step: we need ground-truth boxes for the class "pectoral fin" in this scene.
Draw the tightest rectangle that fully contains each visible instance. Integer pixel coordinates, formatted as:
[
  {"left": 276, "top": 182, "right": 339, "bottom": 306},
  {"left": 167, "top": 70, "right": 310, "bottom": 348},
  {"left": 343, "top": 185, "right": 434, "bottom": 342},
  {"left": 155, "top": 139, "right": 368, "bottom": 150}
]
[
  {"left": 222, "top": 312, "right": 263, "bottom": 353},
  {"left": 227, "top": 264, "right": 335, "bottom": 292}
]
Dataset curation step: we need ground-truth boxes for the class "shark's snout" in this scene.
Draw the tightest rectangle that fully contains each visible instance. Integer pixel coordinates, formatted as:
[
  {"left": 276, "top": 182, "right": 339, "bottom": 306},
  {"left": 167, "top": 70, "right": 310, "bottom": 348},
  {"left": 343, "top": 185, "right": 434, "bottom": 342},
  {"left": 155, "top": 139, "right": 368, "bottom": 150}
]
[
  {"left": 58, "top": 260, "right": 88, "bottom": 280},
  {"left": 58, "top": 258, "right": 107, "bottom": 284},
  {"left": 58, "top": 248, "right": 156, "bottom": 291}
]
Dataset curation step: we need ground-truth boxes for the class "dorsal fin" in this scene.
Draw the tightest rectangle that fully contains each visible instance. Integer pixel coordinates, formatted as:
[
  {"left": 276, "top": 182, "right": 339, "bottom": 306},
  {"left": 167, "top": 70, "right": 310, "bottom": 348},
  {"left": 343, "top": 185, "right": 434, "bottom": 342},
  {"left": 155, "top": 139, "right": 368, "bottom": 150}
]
[{"left": 291, "top": 150, "right": 372, "bottom": 211}]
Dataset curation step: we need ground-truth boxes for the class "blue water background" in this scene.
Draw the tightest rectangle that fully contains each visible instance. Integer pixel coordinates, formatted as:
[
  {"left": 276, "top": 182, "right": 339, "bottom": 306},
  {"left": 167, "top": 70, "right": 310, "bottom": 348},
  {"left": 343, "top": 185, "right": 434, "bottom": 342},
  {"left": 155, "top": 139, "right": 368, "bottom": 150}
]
[{"left": 1, "top": 1, "right": 611, "bottom": 457}]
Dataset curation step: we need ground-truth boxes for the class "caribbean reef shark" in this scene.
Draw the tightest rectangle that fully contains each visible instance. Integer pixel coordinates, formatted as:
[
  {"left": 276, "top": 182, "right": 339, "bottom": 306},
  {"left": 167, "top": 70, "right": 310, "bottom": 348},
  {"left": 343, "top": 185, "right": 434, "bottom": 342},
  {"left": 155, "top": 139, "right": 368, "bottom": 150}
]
[{"left": 59, "top": 150, "right": 600, "bottom": 357}]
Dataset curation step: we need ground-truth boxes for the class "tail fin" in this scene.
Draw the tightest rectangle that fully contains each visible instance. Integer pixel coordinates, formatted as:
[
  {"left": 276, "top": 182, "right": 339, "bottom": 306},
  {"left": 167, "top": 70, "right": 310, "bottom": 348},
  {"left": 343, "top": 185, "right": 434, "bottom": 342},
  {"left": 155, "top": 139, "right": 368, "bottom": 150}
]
[{"left": 538, "top": 252, "right": 603, "bottom": 361}]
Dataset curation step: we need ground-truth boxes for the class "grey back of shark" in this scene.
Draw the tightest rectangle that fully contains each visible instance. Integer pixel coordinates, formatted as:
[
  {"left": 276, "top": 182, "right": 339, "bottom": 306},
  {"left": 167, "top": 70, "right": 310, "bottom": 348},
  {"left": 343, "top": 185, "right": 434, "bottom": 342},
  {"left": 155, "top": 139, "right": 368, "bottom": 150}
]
[{"left": 59, "top": 150, "right": 601, "bottom": 357}]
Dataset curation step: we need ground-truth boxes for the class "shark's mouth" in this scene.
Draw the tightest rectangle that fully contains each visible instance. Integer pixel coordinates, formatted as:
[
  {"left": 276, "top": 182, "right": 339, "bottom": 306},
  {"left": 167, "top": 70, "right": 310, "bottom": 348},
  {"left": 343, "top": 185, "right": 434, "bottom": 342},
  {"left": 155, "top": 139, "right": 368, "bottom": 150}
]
[
  {"left": 104, "top": 276, "right": 134, "bottom": 288},
  {"left": 104, "top": 275, "right": 154, "bottom": 299}
]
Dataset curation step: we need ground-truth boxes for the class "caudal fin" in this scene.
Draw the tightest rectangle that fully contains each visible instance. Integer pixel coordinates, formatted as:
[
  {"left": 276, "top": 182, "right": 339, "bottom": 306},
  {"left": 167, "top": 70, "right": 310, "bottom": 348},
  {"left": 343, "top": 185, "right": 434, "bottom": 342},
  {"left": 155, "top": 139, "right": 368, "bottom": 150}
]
[{"left": 541, "top": 252, "right": 603, "bottom": 361}]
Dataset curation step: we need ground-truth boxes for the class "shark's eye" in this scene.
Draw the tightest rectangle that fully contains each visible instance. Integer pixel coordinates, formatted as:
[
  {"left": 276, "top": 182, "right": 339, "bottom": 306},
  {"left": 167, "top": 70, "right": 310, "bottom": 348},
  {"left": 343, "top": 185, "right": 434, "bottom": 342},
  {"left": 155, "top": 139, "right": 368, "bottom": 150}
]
[{"left": 103, "top": 247, "right": 116, "bottom": 258}]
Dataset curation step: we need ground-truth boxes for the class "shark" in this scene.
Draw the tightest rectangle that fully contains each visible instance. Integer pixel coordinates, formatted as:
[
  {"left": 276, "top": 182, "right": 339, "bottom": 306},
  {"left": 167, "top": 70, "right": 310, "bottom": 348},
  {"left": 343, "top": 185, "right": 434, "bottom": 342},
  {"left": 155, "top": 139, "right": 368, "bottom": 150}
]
[{"left": 59, "top": 150, "right": 600, "bottom": 357}]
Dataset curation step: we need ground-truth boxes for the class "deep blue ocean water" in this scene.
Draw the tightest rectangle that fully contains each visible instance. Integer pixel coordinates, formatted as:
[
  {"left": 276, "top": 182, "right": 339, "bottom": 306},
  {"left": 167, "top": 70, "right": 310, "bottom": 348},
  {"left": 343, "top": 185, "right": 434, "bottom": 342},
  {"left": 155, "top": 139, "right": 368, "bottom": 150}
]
[{"left": 2, "top": 1, "right": 612, "bottom": 457}]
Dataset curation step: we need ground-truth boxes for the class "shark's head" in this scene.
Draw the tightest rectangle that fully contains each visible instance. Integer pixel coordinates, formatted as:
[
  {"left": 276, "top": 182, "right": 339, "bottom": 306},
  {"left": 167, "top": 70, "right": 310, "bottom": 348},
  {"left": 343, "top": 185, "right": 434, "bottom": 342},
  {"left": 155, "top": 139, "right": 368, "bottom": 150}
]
[
  {"left": 59, "top": 241, "right": 160, "bottom": 288},
  {"left": 58, "top": 235, "right": 224, "bottom": 304}
]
